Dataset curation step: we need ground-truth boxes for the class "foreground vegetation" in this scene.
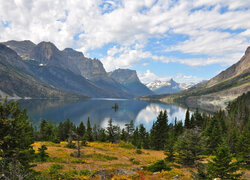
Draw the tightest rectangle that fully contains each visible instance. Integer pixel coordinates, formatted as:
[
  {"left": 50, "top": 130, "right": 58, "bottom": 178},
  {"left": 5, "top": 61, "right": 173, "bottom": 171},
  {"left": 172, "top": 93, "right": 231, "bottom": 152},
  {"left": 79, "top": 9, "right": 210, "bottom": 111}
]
[{"left": 0, "top": 92, "right": 249, "bottom": 179}]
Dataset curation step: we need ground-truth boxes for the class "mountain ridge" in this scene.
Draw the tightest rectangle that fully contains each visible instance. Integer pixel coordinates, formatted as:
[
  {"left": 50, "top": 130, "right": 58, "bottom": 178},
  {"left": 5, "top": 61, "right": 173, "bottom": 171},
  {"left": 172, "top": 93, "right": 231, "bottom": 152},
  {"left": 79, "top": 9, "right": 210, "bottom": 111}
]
[{"left": 0, "top": 40, "right": 148, "bottom": 98}]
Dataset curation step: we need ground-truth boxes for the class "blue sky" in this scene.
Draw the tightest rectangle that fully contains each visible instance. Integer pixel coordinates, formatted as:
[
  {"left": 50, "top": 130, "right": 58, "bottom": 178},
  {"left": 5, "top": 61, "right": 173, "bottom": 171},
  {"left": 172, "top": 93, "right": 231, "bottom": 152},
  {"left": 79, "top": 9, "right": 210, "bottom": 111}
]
[{"left": 0, "top": 0, "right": 250, "bottom": 83}]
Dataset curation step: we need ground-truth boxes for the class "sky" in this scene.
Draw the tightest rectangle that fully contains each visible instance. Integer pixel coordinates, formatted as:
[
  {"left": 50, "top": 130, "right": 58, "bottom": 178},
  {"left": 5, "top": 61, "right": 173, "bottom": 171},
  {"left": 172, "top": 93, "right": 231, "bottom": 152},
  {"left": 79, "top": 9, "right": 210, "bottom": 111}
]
[{"left": 0, "top": 0, "right": 250, "bottom": 83}]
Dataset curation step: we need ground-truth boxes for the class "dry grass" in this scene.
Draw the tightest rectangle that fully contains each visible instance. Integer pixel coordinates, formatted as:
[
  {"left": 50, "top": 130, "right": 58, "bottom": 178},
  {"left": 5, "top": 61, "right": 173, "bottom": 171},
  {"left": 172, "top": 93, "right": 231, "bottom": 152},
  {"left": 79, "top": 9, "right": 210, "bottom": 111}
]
[{"left": 32, "top": 141, "right": 248, "bottom": 179}]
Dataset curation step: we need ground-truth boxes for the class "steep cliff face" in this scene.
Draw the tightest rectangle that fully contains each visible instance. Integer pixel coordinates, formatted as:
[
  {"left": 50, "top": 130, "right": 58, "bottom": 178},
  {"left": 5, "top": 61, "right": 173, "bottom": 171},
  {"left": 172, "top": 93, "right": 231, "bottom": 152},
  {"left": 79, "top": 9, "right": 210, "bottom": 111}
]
[
  {"left": 1, "top": 40, "right": 133, "bottom": 98},
  {"left": 108, "top": 69, "right": 153, "bottom": 97},
  {"left": 206, "top": 46, "right": 250, "bottom": 88},
  {"left": 0, "top": 44, "right": 83, "bottom": 99}
]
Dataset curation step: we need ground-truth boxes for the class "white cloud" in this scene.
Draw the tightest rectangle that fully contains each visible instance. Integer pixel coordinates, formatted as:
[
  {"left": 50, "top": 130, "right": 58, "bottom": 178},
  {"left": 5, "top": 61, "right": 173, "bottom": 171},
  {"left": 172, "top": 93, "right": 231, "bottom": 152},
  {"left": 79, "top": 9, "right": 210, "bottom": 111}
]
[{"left": 0, "top": 0, "right": 249, "bottom": 67}]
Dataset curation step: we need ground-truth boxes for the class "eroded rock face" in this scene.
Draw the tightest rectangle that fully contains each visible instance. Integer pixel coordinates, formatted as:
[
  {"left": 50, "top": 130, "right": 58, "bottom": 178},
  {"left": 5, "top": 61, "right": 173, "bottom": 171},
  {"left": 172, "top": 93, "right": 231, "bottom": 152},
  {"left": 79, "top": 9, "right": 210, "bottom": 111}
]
[
  {"left": 206, "top": 46, "right": 250, "bottom": 88},
  {"left": 108, "top": 69, "right": 153, "bottom": 97}
]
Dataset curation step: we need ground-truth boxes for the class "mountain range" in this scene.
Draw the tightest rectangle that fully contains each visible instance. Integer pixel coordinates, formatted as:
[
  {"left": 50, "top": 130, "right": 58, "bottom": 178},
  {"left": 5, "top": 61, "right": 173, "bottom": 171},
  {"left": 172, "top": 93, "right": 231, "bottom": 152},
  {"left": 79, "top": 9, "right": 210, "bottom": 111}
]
[
  {"left": 140, "top": 46, "right": 250, "bottom": 112},
  {"left": 145, "top": 79, "right": 200, "bottom": 94},
  {"left": 0, "top": 40, "right": 153, "bottom": 99}
]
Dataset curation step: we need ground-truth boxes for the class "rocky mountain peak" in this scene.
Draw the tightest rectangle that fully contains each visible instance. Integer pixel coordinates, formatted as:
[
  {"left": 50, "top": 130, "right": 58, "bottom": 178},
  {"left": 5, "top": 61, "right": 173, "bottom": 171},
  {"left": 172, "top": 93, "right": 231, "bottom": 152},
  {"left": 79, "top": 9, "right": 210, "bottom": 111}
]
[
  {"left": 1, "top": 40, "right": 36, "bottom": 59},
  {"left": 108, "top": 68, "right": 139, "bottom": 84},
  {"left": 30, "top": 41, "right": 62, "bottom": 64},
  {"left": 63, "top": 48, "right": 84, "bottom": 57}
]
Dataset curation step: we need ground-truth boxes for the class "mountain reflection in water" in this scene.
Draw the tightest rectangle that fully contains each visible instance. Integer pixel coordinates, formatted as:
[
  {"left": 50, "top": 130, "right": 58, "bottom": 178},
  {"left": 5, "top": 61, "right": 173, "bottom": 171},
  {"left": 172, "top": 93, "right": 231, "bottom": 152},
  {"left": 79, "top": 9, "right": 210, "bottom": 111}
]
[{"left": 18, "top": 98, "right": 191, "bottom": 130}]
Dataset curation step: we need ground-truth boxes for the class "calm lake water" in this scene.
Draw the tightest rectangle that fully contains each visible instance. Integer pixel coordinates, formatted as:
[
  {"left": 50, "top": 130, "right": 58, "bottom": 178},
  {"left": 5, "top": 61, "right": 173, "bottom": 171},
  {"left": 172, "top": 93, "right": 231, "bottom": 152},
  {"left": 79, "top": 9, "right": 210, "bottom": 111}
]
[{"left": 18, "top": 98, "right": 191, "bottom": 131}]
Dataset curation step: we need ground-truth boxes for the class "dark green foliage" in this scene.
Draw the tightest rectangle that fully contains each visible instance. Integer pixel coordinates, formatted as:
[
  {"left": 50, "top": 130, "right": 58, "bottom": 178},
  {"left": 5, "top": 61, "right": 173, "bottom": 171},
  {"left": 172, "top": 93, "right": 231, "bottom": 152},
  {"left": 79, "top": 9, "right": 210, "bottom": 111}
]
[
  {"left": 164, "top": 132, "right": 175, "bottom": 162},
  {"left": 227, "top": 91, "right": 250, "bottom": 130},
  {"left": 227, "top": 126, "right": 239, "bottom": 154},
  {"left": 207, "top": 143, "right": 243, "bottom": 179},
  {"left": 106, "top": 118, "right": 120, "bottom": 143},
  {"left": 184, "top": 108, "right": 190, "bottom": 129},
  {"left": 92, "top": 124, "right": 99, "bottom": 141},
  {"left": 191, "top": 163, "right": 210, "bottom": 180},
  {"left": 174, "top": 128, "right": 204, "bottom": 166},
  {"left": 124, "top": 120, "right": 134, "bottom": 142},
  {"left": 97, "top": 128, "right": 107, "bottom": 142},
  {"left": 193, "top": 108, "right": 203, "bottom": 128},
  {"left": 236, "top": 121, "right": 250, "bottom": 168},
  {"left": 0, "top": 99, "right": 35, "bottom": 175},
  {"left": 85, "top": 117, "right": 93, "bottom": 142},
  {"left": 147, "top": 160, "right": 171, "bottom": 172},
  {"left": 37, "top": 145, "right": 49, "bottom": 162},
  {"left": 150, "top": 110, "right": 169, "bottom": 150},
  {"left": 204, "top": 116, "right": 223, "bottom": 154},
  {"left": 139, "top": 124, "right": 150, "bottom": 149},
  {"left": 190, "top": 115, "right": 195, "bottom": 129},
  {"left": 77, "top": 121, "right": 85, "bottom": 137},
  {"left": 66, "top": 140, "right": 76, "bottom": 149}
]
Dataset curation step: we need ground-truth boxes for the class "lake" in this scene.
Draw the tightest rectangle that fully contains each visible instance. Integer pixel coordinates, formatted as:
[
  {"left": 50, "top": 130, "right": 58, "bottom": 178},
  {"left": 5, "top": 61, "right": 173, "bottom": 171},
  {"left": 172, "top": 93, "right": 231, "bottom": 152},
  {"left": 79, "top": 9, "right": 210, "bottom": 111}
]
[{"left": 18, "top": 98, "right": 191, "bottom": 131}]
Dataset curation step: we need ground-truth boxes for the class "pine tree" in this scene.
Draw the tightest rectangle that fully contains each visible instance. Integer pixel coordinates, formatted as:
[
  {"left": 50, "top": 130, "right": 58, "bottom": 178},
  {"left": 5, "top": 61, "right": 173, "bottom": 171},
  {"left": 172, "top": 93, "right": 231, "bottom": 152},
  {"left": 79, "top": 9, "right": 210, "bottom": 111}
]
[
  {"left": 139, "top": 124, "right": 149, "bottom": 149},
  {"left": 236, "top": 121, "right": 250, "bottom": 168},
  {"left": 208, "top": 143, "right": 243, "bottom": 179},
  {"left": 38, "top": 145, "right": 49, "bottom": 162},
  {"left": 97, "top": 128, "right": 107, "bottom": 142},
  {"left": 107, "top": 118, "right": 115, "bottom": 143},
  {"left": 205, "top": 116, "right": 223, "bottom": 154},
  {"left": 184, "top": 108, "right": 190, "bottom": 129},
  {"left": 174, "top": 128, "right": 204, "bottom": 166},
  {"left": 85, "top": 117, "right": 93, "bottom": 142},
  {"left": 0, "top": 99, "right": 35, "bottom": 177},
  {"left": 165, "top": 132, "right": 175, "bottom": 162},
  {"left": 150, "top": 110, "right": 169, "bottom": 150},
  {"left": 190, "top": 115, "right": 195, "bottom": 129},
  {"left": 92, "top": 124, "right": 98, "bottom": 141},
  {"left": 193, "top": 108, "right": 203, "bottom": 128},
  {"left": 77, "top": 121, "right": 86, "bottom": 138}
]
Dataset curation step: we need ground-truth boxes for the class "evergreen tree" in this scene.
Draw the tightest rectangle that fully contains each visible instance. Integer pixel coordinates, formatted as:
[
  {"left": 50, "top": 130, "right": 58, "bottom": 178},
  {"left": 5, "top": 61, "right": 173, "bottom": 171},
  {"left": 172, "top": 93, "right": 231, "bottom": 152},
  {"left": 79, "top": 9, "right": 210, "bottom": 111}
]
[
  {"left": 236, "top": 121, "right": 250, "bottom": 168},
  {"left": 193, "top": 108, "right": 203, "bottom": 128},
  {"left": 92, "top": 124, "right": 98, "bottom": 141},
  {"left": 97, "top": 128, "right": 107, "bottom": 142},
  {"left": 85, "top": 117, "right": 93, "bottom": 142},
  {"left": 184, "top": 108, "right": 190, "bottom": 129},
  {"left": 205, "top": 116, "right": 223, "bottom": 154},
  {"left": 39, "top": 119, "right": 54, "bottom": 141},
  {"left": 165, "top": 132, "right": 175, "bottom": 162},
  {"left": 77, "top": 121, "right": 86, "bottom": 138},
  {"left": 150, "top": 110, "right": 169, "bottom": 150},
  {"left": 37, "top": 145, "right": 49, "bottom": 162},
  {"left": 227, "top": 126, "right": 239, "bottom": 154},
  {"left": 208, "top": 143, "right": 243, "bottom": 179},
  {"left": 174, "top": 128, "right": 204, "bottom": 166},
  {"left": 107, "top": 118, "right": 115, "bottom": 143},
  {"left": 125, "top": 120, "right": 134, "bottom": 141},
  {"left": 174, "top": 120, "right": 183, "bottom": 138},
  {"left": 139, "top": 124, "right": 149, "bottom": 149},
  {"left": 0, "top": 99, "right": 35, "bottom": 177},
  {"left": 190, "top": 115, "right": 195, "bottom": 129},
  {"left": 132, "top": 127, "right": 140, "bottom": 148},
  {"left": 57, "top": 122, "right": 65, "bottom": 141}
]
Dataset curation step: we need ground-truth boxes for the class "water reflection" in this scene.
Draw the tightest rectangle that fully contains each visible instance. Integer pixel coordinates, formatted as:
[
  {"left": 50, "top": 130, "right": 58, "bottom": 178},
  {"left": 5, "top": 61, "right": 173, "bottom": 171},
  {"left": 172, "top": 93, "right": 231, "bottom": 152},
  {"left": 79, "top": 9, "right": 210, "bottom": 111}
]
[{"left": 18, "top": 98, "right": 191, "bottom": 130}]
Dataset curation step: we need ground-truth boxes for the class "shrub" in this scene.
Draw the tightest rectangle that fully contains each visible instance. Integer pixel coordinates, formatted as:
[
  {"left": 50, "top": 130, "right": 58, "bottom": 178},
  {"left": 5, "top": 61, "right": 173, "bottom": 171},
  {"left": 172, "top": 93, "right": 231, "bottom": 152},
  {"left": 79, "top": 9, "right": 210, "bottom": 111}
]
[
  {"left": 136, "top": 149, "right": 142, "bottom": 154},
  {"left": 66, "top": 141, "right": 76, "bottom": 149},
  {"left": 147, "top": 160, "right": 171, "bottom": 172}
]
